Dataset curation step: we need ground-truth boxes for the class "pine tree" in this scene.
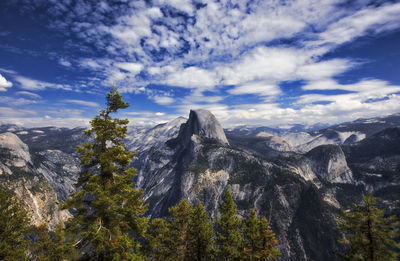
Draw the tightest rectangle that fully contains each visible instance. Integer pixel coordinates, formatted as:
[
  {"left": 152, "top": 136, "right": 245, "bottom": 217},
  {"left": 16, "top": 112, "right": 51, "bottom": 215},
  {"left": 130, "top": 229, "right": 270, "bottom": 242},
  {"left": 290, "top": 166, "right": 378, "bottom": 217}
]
[
  {"left": 243, "top": 209, "right": 261, "bottom": 260},
  {"left": 243, "top": 209, "right": 280, "bottom": 261},
  {"left": 63, "top": 86, "right": 148, "bottom": 260},
  {"left": 187, "top": 201, "right": 215, "bottom": 261},
  {"left": 336, "top": 193, "right": 400, "bottom": 261},
  {"left": 0, "top": 188, "right": 29, "bottom": 261},
  {"left": 51, "top": 223, "right": 75, "bottom": 261},
  {"left": 168, "top": 199, "right": 193, "bottom": 261},
  {"left": 32, "top": 224, "right": 52, "bottom": 261},
  {"left": 146, "top": 218, "right": 175, "bottom": 261},
  {"left": 259, "top": 217, "right": 280, "bottom": 260},
  {"left": 215, "top": 189, "right": 243, "bottom": 261},
  {"left": 32, "top": 223, "right": 75, "bottom": 261}
]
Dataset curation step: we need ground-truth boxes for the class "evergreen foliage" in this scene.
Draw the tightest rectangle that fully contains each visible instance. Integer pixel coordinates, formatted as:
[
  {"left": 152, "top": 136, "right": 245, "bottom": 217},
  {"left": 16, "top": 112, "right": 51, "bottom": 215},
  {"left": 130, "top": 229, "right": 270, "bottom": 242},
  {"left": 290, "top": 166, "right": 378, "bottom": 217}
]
[
  {"left": 187, "top": 201, "right": 215, "bottom": 261},
  {"left": 336, "top": 193, "right": 400, "bottom": 261},
  {"left": 62, "top": 86, "right": 148, "bottom": 260},
  {"left": 243, "top": 209, "right": 280, "bottom": 260},
  {"left": 32, "top": 223, "right": 75, "bottom": 261},
  {"left": 215, "top": 189, "right": 244, "bottom": 261},
  {"left": 0, "top": 188, "right": 29, "bottom": 261},
  {"left": 146, "top": 218, "right": 174, "bottom": 261},
  {"left": 168, "top": 199, "right": 193, "bottom": 261}
]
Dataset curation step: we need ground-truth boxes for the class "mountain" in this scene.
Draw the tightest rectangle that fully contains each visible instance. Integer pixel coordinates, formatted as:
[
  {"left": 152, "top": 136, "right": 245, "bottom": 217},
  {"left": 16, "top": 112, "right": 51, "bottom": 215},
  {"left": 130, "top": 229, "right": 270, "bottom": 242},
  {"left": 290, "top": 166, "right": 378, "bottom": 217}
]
[
  {"left": 0, "top": 112, "right": 399, "bottom": 260},
  {"left": 0, "top": 132, "right": 71, "bottom": 229}
]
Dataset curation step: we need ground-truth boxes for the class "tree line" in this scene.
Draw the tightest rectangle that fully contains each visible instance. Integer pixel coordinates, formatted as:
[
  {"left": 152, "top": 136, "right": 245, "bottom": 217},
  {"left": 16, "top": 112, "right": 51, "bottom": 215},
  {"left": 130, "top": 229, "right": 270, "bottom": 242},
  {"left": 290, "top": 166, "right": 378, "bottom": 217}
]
[{"left": 0, "top": 87, "right": 399, "bottom": 260}]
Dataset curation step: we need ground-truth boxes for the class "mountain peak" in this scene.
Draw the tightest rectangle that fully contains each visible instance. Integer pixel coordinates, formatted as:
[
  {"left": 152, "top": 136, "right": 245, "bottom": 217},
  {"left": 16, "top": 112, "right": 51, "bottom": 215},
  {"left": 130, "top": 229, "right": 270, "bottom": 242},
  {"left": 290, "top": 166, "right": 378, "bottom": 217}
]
[
  {"left": 172, "top": 109, "right": 229, "bottom": 148},
  {"left": 187, "top": 109, "right": 229, "bottom": 145}
]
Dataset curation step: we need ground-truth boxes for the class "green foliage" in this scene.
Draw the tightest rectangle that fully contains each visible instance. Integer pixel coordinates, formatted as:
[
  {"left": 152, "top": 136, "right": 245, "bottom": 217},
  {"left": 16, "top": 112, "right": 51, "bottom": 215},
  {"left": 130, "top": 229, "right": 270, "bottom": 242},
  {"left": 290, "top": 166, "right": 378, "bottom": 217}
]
[
  {"left": 147, "top": 200, "right": 216, "bottom": 261},
  {"left": 146, "top": 218, "right": 175, "bottom": 261},
  {"left": 215, "top": 189, "right": 244, "bottom": 261},
  {"left": 62, "top": 86, "right": 148, "bottom": 260},
  {"left": 32, "top": 223, "right": 75, "bottom": 261},
  {"left": 336, "top": 193, "right": 400, "bottom": 261},
  {"left": 187, "top": 201, "right": 215, "bottom": 261},
  {"left": 243, "top": 209, "right": 280, "bottom": 261},
  {"left": 168, "top": 199, "right": 193, "bottom": 261},
  {"left": 0, "top": 188, "right": 29, "bottom": 261},
  {"left": 146, "top": 191, "right": 281, "bottom": 261}
]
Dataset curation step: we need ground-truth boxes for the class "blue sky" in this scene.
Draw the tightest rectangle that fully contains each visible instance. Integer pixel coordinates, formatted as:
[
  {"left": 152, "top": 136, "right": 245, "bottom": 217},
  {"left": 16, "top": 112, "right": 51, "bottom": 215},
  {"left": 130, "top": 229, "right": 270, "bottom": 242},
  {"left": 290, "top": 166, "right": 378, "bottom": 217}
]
[{"left": 0, "top": 0, "right": 400, "bottom": 128}]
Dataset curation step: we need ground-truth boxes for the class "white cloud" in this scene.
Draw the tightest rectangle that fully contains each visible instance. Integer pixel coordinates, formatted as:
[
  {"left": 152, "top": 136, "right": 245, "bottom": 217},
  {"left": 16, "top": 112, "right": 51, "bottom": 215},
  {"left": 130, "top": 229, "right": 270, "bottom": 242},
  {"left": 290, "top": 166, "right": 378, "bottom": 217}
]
[
  {"left": 59, "top": 58, "right": 72, "bottom": 67},
  {"left": 296, "top": 59, "right": 354, "bottom": 81},
  {"left": 0, "top": 116, "right": 91, "bottom": 128},
  {"left": 0, "top": 74, "right": 13, "bottom": 91},
  {"left": 0, "top": 107, "right": 37, "bottom": 117},
  {"left": 218, "top": 46, "right": 309, "bottom": 85},
  {"left": 114, "top": 62, "right": 143, "bottom": 75},
  {"left": 16, "top": 91, "right": 41, "bottom": 99},
  {"left": 165, "top": 66, "right": 219, "bottom": 89},
  {"left": 15, "top": 76, "right": 71, "bottom": 91},
  {"left": 228, "top": 82, "right": 281, "bottom": 97},
  {"left": 151, "top": 95, "right": 175, "bottom": 105},
  {"left": 63, "top": 99, "right": 99, "bottom": 107},
  {"left": 311, "top": 2, "right": 400, "bottom": 48}
]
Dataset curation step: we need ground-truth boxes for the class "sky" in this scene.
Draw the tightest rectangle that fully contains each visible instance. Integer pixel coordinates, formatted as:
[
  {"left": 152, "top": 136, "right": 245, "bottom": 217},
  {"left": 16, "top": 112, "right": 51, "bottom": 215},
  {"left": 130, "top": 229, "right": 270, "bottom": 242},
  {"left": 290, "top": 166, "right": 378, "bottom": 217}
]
[{"left": 0, "top": 0, "right": 400, "bottom": 128}]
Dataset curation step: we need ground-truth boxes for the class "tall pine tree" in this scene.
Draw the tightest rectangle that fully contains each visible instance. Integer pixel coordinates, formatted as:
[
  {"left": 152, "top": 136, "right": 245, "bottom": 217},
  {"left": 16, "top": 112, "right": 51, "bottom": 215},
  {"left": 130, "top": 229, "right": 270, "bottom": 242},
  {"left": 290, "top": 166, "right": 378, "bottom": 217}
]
[
  {"left": 63, "top": 86, "right": 148, "bottom": 260},
  {"left": 187, "top": 201, "right": 215, "bottom": 261},
  {"left": 146, "top": 218, "right": 175, "bottom": 261},
  {"left": 0, "top": 188, "right": 29, "bottom": 261},
  {"left": 168, "top": 199, "right": 193, "bottom": 261},
  {"left": 259, "top": 217, "right": 280, "bottom": 260},
  {"left": 336, "top": 193, "right": 400, "bottom": 261},
  {"left": 243, "top": 209, "right": 280, "bottom": 261},
  {"left": 215, "top": 189, "right": 243, "bottom": 261}
]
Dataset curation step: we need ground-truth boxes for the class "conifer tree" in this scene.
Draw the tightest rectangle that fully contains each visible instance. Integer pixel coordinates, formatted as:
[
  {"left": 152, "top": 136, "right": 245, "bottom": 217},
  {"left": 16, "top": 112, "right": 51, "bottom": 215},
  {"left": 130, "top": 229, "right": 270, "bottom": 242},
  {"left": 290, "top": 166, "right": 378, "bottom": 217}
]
[
  {"left": 187, "top": 201, "right": 215, "bottom": 261},
  {"left": 259, "top": 217, "right": 280, "bottom": 260},
  {"left": 243, "top": 209, "right": 261, "bottom": 260},
  {"left": 32, "top": 224, "right": 53, "bottom": 261},
  {"left": 0, "top": 188, "right": 29, "bottom": 261},
  {"left": 336, "top": 193, "right": 400, "bottom": 261},
  {"left": 243, "top": 209, "right": 280, "bottom": 261},
  {"left": 32, "top": 223, "right": 75, "bottom": 261},
  {"left": 215, "top": 189, "right": 243, "bottom": 261},
  {"left": 63, "top": 86, "right": 148, "bottom": 260},
  {"left": 146, "top": 218, "right": 174, "bottom": 261},
  {"left": 168, "top": 199, "right": 193, "bottom": 261}
]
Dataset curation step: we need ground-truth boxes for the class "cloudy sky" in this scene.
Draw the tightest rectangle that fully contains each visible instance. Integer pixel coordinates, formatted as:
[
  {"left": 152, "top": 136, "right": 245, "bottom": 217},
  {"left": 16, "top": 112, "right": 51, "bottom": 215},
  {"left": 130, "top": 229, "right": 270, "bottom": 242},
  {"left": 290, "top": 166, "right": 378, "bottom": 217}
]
[{"left": 1, "top": 0, "right": 400, "bottom": 128}]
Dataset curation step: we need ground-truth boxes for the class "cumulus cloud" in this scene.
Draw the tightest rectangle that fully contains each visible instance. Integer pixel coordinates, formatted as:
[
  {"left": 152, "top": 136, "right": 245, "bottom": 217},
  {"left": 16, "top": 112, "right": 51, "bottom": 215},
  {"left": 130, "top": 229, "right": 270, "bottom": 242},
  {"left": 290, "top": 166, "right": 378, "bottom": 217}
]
[
  {"left": 5, "top": 0, "right": 400, "bottom": 127},
  {"left": 0, "top": 74, "right": 13, "bottom": 91}
]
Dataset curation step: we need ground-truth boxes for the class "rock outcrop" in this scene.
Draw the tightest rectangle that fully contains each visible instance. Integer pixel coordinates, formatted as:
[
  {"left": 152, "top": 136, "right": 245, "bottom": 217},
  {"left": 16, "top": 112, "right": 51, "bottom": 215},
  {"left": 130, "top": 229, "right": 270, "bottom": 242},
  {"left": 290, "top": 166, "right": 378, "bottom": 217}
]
[
  {"left": 178, "top": 109, "right": 229, "bottom": 147},
  {"left": 306, "top": 145, "right": 353, "bottom": 183}
]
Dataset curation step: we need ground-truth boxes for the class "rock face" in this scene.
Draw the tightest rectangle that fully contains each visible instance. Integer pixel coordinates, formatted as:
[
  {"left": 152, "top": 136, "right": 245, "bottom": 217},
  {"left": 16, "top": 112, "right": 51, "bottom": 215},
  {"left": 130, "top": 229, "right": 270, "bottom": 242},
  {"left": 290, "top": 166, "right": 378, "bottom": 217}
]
[
  {"left": 179, "top": 109, "right": 229, "bottom": 146},
  {"left": 0, "top": 132, "right": 70, "bottom": 229},
  {"left": 0, "top": 132, "right": 31, "bottom": 171},
  {"left": 306, "top": 145, "right": 353, "bottom": 183},
  {"left": 137, "top": 111, "right": 400, "bottom": 260}
]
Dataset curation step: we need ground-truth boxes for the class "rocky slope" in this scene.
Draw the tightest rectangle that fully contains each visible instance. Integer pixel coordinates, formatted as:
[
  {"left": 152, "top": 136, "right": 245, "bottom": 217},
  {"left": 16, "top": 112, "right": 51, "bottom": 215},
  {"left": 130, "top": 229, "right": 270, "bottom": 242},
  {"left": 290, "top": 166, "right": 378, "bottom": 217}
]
[{"left": 0, "top": 132, "right": 71, "bottom": 229}]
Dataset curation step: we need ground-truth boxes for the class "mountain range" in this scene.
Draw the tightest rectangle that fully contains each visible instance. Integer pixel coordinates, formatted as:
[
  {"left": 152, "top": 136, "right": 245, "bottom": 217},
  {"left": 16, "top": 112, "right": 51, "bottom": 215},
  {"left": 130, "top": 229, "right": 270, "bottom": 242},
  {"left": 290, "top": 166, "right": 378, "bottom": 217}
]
[{"left": 0, "top": 111, "right": 399, "bottom": 260}]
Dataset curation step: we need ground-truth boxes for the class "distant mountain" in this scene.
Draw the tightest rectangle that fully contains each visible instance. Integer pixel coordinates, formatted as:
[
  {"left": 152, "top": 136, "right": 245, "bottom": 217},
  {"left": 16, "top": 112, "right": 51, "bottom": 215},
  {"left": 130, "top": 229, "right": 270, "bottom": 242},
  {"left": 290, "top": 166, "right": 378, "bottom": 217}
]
[{"left": 0, "top": 112, "right": 399, "bottom": 260}]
